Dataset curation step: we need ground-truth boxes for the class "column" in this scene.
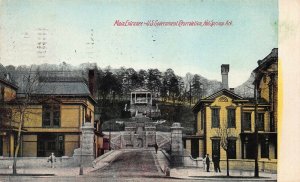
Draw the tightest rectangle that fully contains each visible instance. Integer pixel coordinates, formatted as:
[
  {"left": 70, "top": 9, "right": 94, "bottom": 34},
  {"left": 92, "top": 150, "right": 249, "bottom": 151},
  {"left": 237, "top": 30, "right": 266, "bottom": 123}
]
[
  {"left": 73, "top": 123, "right": 95, "bottom": 166},
  {"left": 171, "top": 123, "right": 183, "bottom": 167}
]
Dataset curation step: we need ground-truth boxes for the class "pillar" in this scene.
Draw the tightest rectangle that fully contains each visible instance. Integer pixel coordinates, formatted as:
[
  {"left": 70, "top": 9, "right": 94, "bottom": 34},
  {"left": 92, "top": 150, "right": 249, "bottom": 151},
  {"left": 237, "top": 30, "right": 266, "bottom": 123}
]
[
  {"left": 171, "top": 123, "right": 183, "bottom": 167},
  {"left": 73, "top": 122, "right": 95, "bottom": 166}
]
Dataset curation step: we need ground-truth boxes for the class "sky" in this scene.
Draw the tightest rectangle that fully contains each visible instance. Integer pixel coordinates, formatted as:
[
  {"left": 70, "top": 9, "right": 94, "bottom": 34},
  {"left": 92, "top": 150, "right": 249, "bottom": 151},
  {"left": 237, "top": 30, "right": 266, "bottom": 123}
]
[{"left": 0, "top": 0, "right": 278, "bottom": 87}]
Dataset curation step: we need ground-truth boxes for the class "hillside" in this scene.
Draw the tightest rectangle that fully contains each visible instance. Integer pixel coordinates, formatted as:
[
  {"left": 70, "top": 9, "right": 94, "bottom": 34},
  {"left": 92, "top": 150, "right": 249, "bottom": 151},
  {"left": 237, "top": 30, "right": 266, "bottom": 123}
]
[{"left": 234, "top": 73, "right": 255, "bottom": 98}]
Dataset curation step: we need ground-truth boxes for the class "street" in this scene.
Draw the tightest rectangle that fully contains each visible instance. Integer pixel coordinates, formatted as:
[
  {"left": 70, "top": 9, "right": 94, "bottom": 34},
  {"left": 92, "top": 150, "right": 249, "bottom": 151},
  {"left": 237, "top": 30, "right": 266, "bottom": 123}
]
[
  {"left": 89, "top": 150, "right": 163, "bottom": 178},
  {"left": 0, "top": 150, "right": 276, "bottom": 182}
]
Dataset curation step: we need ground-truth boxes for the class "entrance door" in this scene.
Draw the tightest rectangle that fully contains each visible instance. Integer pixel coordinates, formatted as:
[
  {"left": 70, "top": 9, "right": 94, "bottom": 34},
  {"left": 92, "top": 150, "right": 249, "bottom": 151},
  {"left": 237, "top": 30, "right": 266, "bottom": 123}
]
[
  {"left": 37, "top": 134, "right": 64, "bottom": 157},
  {"left": 246, "top": 141, "right": 255, "bottom": 159},
  {"left": 191, "top": 139, "right": 199, "bottom": 158},
  {"left": 212, "top": 139, "right": 220, "bottom": 158}
]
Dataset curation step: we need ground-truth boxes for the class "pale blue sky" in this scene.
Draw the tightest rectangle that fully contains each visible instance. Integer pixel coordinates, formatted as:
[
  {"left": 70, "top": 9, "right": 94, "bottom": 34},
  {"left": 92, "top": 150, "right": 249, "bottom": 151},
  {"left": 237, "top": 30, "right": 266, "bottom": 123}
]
[{"left": 0, "top": 0, "right": 278, "bottom": 87}]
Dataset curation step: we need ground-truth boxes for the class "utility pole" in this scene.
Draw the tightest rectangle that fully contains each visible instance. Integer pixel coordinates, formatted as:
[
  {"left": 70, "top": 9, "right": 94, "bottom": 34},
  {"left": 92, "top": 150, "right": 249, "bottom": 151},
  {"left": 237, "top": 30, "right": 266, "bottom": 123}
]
[{"left": 254, "top": 82, "right": 259, "bottom": 177}]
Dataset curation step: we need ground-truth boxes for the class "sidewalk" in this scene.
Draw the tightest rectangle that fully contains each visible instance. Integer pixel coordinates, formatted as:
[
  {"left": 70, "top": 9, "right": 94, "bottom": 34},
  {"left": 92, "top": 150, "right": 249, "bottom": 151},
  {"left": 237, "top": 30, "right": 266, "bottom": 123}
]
[
  {"left": 170, "top": 167, "right": 277, "bottom": 180},
  {"left": 153, "top": 150, "right": 277, "bottom": 181},
  {"left": 0, "top": 150, "right": 123, "bottom": 176},
  {"left": 0, "top": 167, "right": 93, "bottom": 176}
]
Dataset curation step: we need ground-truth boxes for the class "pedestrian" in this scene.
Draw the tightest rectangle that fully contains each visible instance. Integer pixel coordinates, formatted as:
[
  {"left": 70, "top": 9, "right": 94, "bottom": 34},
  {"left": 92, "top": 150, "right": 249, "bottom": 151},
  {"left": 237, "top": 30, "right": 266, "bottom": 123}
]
[
  {"left": 47, "top": 152, "right": 56, "bottom": 168},
  {"left": 202, "top": 154, "right": 207, "bottom": 171},
  {"left": 154, "top": 143, "right": 158, "bottom": 154},
  {"left": 205, "top": 154, "right": 210, "bottom": 172}
]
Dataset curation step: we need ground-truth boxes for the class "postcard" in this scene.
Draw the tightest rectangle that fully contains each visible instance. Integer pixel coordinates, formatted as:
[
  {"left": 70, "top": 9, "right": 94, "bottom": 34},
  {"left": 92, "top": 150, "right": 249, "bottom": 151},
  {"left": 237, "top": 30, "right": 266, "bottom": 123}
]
[{"left": 0, "top": 0, "right": 298, "bottom": 181}]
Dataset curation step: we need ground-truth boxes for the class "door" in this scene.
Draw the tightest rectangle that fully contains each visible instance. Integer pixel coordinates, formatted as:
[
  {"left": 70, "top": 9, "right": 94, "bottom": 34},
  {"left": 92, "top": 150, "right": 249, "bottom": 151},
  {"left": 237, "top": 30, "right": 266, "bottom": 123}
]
[
  {"left": 37, "top": 134, "right": 64, "bottom": 157},
  {"left": 191, "top": 139, "right": 199, "bottom": 158},
  {"left": 246, "top": 140, "right": 256, "bottom": 159},
  {"left": 212, "top": 139, "right": 220, "bottom": 158}
]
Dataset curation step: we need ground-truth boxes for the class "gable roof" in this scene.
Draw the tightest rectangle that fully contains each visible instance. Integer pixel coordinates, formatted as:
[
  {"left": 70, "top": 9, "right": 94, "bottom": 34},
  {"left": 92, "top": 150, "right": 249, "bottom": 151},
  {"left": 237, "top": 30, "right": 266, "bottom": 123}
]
[
  {"left": 205, "top": 89, "right": 243, "bottom": 100},
  {"left": 192, "top": 89, "right": 244, "bottom": 112}
]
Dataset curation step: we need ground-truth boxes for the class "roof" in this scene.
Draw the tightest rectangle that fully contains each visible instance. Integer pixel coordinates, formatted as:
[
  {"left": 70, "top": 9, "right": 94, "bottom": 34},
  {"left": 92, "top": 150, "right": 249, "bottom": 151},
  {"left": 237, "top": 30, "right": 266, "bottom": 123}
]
[
  {"left": 205, "top": 89, "right": 243, "bottom": 100},
  {"left": 16, "top": 80, "right": 96, "bottom": 104},
  {"left": 0, "top": 64, "right": 18, "bottom": 89},
  {"left": 32, "top": 82, "right": 91, "bottom": 96},
  {"left": 0, "top": 77, "right": 18, "bottom": 90},
  {"left": 192, "top": 89, "right": 245, "bottom": 112},
  {"left": 253, "top": 48, "right": 278, "bottom": 83},
  {"left": 131, "top": 88, "right": 151, "bottom": 93}
]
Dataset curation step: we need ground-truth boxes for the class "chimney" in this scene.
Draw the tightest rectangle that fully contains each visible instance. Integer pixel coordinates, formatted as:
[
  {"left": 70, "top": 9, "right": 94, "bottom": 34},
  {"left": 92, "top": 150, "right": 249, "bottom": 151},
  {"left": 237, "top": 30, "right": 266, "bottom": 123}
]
[
  {"left": 88, "top": 69, "right": 96, "bottom": 98},
  {"left": 221, "top": 64, "right": 229, "bottom": 89}
]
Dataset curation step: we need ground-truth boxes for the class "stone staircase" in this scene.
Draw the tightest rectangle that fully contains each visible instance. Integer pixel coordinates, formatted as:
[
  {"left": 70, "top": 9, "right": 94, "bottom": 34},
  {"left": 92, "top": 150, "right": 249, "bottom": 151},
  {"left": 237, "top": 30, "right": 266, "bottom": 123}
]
[
  {"left": 110, "top": 133, "right": 122, "bottom": 150},
  {"left": 156, "top": 132, "right": 171, "bottom": 151},
  {"left": 109, "top": 131, "right": 172, "bottom": 150}
]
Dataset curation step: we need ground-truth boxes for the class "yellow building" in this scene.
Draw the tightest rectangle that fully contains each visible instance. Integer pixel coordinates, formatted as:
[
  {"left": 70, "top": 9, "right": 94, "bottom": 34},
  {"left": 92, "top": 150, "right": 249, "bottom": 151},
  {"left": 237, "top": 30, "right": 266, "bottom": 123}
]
[
  {"left": 0, "top": 74, "right": 18, "bottom": 157},
  {"left": 1, "top": 70, "right": 98, "bottom": 158},
  {"left": 184, "top": 49, "right": 278, "bottom": 170}
]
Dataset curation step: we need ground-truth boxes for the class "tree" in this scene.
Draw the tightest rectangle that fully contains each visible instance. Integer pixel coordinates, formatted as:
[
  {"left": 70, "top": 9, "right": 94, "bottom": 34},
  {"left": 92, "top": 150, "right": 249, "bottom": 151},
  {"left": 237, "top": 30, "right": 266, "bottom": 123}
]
[
  {"left": 11, "top": 67, "right": 48, "bottom": 175},
  {"left": 215, "top": 122, "right": 236, "bottom": 177},
  {"left": 137, "top": 69, "right": 148, "bottom": 88},
  {"left": 147, "top": 68, "right": 162, "bottom": 93},
  {"left": 192, "top": 74, "right": 202, "bottom": 101},
  {"left": 184, "top": 73, "right": 194, "bottom": 106},
  {"left": 99, "top": 69, "right": 122, "bottom": 102}
]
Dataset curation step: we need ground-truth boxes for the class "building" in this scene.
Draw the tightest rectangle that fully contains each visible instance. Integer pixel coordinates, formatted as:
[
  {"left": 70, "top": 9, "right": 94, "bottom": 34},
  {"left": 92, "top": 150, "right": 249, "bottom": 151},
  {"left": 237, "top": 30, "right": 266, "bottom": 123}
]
[
  {"left": 0, "top": 69, "right": 18, "bottom": 157},
  {"left": 184, "top": 49, "right": 278, "bottom": 171},
  {"left": 0, "top": 70, "right": 98, "bottom": 158},
  {"left": 129, "top": 88, "right": 161, "bottom": 118}
]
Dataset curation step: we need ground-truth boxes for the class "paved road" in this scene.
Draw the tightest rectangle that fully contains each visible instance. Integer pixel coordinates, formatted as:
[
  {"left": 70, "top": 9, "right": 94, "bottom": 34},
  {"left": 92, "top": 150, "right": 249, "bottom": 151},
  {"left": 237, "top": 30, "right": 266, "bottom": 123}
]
[
  {"left": 0, "top": 150, "right": 276, "bottom": 182},
  {"left": 90, "top": 150, "right": 163, "bottom": 178}
]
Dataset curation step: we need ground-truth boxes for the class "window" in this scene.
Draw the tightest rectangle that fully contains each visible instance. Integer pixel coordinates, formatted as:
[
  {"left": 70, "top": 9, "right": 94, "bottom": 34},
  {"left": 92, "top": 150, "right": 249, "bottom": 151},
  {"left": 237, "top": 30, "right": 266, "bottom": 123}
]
[
  {"left": 227, "top": 139, "right": 236, "bottom": 159},
  {"left": 258, "top": 113, "right": 264, "bottom": 131},
  {"left": 261, "top": 138, "right": 269, "bottom": 158},
  {"left": 201, "top": 111, "right": 205, "bottom": 130},
  {"left": 243, "top": 112, "right": 252, "bottom": 131},
  {"left": 211, "top": 108, "right": 220, "bottom": 128},
  {"left": 42, "top": 104, "right": 60, "bottom": 127},
  {"left": 227, "top": 108, "right": 236, "bottom": 128}
]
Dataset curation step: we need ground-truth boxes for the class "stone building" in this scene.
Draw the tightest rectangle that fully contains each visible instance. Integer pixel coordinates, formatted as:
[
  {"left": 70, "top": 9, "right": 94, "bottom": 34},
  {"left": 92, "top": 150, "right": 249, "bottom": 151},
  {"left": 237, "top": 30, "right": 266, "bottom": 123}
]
[{"left": 184, "top": 49, "right": 278, "bottom": 171}]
